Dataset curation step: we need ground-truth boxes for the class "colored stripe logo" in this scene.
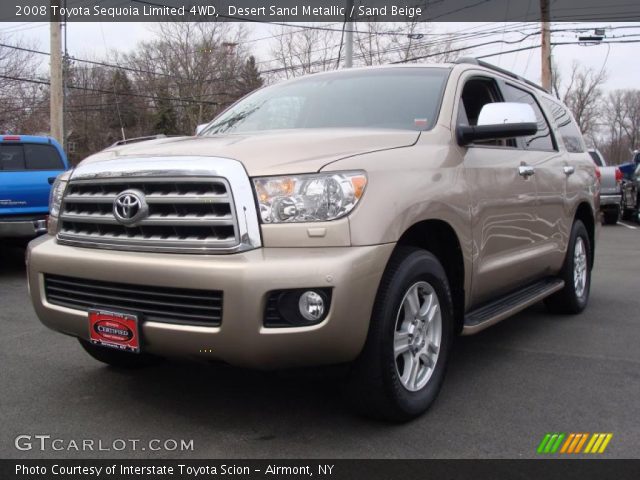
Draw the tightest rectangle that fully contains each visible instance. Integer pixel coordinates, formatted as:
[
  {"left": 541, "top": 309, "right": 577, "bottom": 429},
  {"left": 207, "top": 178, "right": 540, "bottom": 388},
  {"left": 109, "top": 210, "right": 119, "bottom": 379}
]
[{"left": 537, "top": 433, "right": 612, "bottom": 454}]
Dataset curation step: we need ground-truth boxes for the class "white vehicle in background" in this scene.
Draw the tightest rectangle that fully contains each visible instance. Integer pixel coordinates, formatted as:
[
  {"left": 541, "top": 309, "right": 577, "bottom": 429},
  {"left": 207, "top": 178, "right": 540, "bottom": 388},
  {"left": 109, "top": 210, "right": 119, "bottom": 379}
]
[{"left": 588, "top": 149, "right": 623, "bottom": 225}]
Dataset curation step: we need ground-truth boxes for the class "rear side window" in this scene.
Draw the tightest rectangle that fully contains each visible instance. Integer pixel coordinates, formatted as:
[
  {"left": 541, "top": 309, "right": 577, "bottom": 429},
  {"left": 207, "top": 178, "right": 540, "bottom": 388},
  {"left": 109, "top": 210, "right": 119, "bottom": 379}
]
[
  {"left": 502, "top": 84, "right": 555, "bottom": 151},
  {"left": 24, "top": 144, "right": 64, "bottom": 170},
  {"left": 541, "top": 98, "right": 585, "bottom": 153},
  {"left": 0, "top": 145, "right": 25, "bottom": 170},
  {"left": 588, "top": 151, "right": 604, "bottom": 166},
  {"left": 0, "top": 143, "right": 63, "bottom": 171}
]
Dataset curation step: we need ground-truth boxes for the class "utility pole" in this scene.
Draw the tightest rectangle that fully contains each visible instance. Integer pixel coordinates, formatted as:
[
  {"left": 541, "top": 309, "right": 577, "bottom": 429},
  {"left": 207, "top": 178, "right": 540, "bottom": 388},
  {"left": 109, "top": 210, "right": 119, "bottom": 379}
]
[
  {"left": 344, "top": 0, "right": 354, "bottom": 68},
  {"left": 540, "top": 0, "right": 552, "bottom": 91},
  {"left": 49, "top": 0, "right": 64, "bottom": 145},
  {"left": 62, "top": 0, "right": 68, "bottom": 152}
]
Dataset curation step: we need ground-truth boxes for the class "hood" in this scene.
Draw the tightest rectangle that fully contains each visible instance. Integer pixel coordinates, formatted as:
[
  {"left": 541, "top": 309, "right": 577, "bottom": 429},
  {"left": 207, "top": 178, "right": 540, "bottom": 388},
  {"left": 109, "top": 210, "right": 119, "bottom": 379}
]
[{"left": 79, "top": 129, "right": 419, "bottom": 176}]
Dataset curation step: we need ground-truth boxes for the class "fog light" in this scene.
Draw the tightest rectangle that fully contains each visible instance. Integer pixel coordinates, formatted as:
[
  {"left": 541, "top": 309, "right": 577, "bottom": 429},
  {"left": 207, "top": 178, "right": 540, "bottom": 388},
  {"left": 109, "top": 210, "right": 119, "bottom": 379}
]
[
  {"left": 264, "top": 288, "right": 331, "bottom": 327},
  {"left": 298, "top": 291, "right": 325, "bottom": 322}
]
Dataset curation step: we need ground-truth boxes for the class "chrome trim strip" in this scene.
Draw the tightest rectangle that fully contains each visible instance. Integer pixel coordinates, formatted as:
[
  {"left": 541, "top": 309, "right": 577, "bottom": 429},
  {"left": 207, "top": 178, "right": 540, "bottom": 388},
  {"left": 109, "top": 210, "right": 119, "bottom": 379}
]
[
  {"left": 60, "top": 212, "right": 235, "bottom": 226},
  {"left": 57, "top": 156, "right": 262, "bottom": 254},
  {"left": 64, "top": 193, "right": 230, "bottom": 204}
]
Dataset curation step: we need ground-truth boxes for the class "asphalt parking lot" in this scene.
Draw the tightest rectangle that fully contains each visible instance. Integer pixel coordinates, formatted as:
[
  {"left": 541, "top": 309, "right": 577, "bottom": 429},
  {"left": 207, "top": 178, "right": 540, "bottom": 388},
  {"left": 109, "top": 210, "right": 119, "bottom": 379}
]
[{"left": 1, "top": 223, "right": 639, "bottom": 459}]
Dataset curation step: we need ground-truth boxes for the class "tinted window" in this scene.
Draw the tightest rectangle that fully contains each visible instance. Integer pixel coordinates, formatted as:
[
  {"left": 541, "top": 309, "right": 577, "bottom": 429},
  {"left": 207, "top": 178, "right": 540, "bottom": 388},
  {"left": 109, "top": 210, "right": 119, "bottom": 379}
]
[
  {"left": 202, "top": 68, "right": 449, "bottom": 134},
  {"left": 24, "top": 144, "right": 64, "bottom": 170},
  {"left": 458, "top": 77, "right": 515, "bottom": 147},
  {"left": 502, "top": 84, "right": 555, "bottom": 151},
  {"left": 541, "top": 98, "right": 585, "bottom": 153},
  {"left": 0, "top": 145, "right": 25, "bottom": 170},
  {"left": 588, "top": 151, "right": 604, "bottom": 167}
]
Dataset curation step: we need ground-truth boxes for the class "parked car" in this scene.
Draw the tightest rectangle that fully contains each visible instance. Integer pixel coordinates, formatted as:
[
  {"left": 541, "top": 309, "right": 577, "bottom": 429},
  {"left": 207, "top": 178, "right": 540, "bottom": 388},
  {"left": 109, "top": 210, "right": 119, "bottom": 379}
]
[
  {"left": 620, "top": 160, "right": 640, "bottom": 222},
  {"left": 0, "top": 135, "right": 69, "bottom": 240},
  {"left": 588, "top": 149, "right": 623, "bottom": 225},
  {"left": 27, "top": 59, "right": 598, "bottom": 421}
]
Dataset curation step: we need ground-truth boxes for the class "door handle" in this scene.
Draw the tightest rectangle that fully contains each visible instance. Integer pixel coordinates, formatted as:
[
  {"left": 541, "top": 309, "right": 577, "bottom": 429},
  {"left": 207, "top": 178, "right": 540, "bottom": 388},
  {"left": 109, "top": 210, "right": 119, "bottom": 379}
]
[
  {"left": 48, "top": 177, "right": 56, "bottom": 185},
  {"left": 518, "top": 165, "right": 535, "bottom": 177},
  {"left": 563, "top": 166, "right": 575, "bottom": 176}
]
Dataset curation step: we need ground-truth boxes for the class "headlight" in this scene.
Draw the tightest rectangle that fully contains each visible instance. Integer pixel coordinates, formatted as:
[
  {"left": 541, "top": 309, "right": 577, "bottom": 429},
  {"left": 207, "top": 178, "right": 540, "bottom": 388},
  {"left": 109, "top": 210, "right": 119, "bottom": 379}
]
[
  {"left": 49, "top": 176, "right": 67, "bottom": 217},
  {"left": 253, "top": 171, "right": 367, "bottom": 223},
  {"left": 48, "top": 174, "right": 69, "bottom": 234}
]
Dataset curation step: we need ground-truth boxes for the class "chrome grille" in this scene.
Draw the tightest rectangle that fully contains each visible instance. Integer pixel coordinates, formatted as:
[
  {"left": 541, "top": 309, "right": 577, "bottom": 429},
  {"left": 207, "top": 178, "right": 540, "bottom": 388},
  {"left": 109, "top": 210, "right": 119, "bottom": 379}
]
[
  {"left": 57, "top": 177, "right": 240, "bottom": 253},
  {"left": 44, "top": 274, "right": 222, "bottom": 326}
]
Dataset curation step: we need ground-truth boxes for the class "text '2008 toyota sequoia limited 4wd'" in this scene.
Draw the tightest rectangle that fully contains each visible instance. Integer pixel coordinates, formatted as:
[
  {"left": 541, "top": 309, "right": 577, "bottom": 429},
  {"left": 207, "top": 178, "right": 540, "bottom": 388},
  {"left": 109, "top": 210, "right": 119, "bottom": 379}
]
[{"left": 27, "top": 59, "right": 599, "bottom": 420}]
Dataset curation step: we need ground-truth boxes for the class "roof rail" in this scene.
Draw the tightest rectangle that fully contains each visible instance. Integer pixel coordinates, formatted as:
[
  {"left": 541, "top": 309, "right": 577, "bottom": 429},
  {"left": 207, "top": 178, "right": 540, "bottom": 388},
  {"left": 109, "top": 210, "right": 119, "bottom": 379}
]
[
  {"left": 455, "top": 57, "right": 548, "bottom": 93},
  {"left": 110, "top": 134, "right": 168, "bottom": 147}
]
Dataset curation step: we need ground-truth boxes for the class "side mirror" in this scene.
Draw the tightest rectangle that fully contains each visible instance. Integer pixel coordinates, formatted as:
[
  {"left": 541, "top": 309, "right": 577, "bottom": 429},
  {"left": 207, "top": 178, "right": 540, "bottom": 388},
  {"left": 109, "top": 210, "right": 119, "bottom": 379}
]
[
  {"left": 456, "top": 102, "right": 538, "bottom": 146},
  {"left": 195, "top": 123, "right": 208, "bottom": 136}
]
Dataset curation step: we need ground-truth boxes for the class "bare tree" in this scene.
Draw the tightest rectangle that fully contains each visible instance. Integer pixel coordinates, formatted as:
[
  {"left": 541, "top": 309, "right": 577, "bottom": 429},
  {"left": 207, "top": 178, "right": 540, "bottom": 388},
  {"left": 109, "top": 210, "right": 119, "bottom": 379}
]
[
  {"left": 355, "top": 22, "right": 459, "bottom": 65},
  {"left": 269, "top": 25, "right": 338, "bottom": 79},
  {"left": 0, "top": 35, "right": 46, "bottom": 133},
  {"left": 268, "top": 23, "right": 461, "bottom": 80},
  {"left": 552, "top": 61, "right": 606, "bottom": 142},
  {"left": 598, "top": 89, "right": 640, "bottom": 164},
  {"left": 122, "top": 22, "right": 256, "bottom": 131},
  {"left": 621, "top": 90, "right": 640, "bottom": 152}
]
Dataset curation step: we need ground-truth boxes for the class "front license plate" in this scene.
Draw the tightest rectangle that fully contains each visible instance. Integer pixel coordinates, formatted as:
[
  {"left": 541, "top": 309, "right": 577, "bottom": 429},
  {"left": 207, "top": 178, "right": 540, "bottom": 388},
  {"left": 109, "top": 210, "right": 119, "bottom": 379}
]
[{"left": 89, "top": 309, "right": 140, "bottom": 353}]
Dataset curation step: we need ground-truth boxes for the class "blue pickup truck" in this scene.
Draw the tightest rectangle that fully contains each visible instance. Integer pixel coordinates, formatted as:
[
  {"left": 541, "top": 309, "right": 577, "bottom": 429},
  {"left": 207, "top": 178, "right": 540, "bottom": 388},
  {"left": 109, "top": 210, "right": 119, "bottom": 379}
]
[{"left": 0, "top": 135, "right": 69, "bottom": 239}]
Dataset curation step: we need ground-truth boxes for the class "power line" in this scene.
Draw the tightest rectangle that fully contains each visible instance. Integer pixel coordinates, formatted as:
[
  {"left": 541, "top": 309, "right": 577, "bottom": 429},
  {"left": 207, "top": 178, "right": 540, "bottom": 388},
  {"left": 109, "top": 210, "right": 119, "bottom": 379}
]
[
  {"left": 3, "top": 22, "right": 637, "bottom": 78},
  {"left": 0, "top": 72, "right": 223, "bottom": 105},
  {"left": 476, "top": 38, "right": 640, "bottom": 60}
]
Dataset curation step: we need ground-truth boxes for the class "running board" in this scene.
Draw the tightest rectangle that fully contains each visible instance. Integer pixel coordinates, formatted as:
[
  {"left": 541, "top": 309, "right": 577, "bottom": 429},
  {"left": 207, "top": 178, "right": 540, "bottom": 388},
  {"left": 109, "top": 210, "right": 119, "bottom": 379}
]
[{"left": 462, "top": 277, "right": 565, "bottom": 335}]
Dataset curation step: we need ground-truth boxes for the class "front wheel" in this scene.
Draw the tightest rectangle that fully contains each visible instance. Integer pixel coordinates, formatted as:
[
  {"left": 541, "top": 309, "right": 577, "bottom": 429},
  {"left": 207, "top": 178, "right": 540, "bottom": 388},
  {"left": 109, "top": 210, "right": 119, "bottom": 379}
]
[
  {"left": 545, "top": 220, "right": 591, "bottom": 314},
  {"left": 348, "top": 247, "right": 454, "bottom": 421}
]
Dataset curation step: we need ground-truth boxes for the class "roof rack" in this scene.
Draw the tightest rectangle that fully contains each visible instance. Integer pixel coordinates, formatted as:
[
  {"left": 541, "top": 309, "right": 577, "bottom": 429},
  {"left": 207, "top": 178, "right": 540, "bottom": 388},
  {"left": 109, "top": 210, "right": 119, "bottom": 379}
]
[
  {"left": 455, "top": 57, "right": 548, "bottom": 94},
  {"left": 110, "top": 134, "right": 168, "bottom": 147}
]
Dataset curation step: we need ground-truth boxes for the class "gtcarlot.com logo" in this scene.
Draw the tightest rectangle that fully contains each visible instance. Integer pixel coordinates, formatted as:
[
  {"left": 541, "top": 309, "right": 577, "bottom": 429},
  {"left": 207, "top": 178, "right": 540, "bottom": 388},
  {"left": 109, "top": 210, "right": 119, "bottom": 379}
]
[
  {"left": 537, "top": 433, "right": 613, "bottom": 454},
  {"left": 14, "top": 435, "right": 194, "bottom": 452}
]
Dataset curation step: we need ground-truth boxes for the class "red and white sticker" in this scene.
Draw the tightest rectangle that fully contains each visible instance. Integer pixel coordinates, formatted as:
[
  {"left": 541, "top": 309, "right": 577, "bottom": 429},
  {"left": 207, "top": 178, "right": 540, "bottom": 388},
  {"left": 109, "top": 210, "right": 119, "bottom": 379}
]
[{"left": 89, "top": 310, "right": 140, "bottom": 353}]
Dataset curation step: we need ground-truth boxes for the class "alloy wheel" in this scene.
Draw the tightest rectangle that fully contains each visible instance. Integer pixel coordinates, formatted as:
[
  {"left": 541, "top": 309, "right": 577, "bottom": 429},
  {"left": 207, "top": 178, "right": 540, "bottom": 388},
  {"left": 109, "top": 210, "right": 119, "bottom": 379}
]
[{"left": 393, "top": 281, "right": 442, "bottom": 392}]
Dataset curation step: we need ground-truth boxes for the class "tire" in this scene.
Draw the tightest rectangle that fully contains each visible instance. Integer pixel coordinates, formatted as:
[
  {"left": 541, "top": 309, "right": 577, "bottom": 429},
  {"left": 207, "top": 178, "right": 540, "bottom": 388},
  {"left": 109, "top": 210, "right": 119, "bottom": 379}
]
[
  {"left": 602, "top": 210, "right": 619, "bottom": 225},
  {"left": 348, "top": 247, "right": 454, "bottom": 421},
  {"left": 78, "top": 339, "right": 161, "bottom": 369},
  {"left": 545, "top": 220, "right": 591, "bottom": 314}
]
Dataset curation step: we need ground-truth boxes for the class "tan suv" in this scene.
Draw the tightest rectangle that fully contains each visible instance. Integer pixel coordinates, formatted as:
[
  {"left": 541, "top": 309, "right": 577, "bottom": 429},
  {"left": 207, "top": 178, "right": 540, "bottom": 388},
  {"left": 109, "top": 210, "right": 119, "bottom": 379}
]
[{"left": 27, "top": 59, "right": 598, "bottom": 420}]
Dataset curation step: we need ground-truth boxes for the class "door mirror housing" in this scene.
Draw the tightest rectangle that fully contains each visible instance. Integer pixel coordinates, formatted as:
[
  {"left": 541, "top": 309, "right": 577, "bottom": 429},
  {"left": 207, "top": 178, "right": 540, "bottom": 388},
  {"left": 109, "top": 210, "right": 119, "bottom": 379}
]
[
  {"left": 195, "top": 123, "right": 208, "bottom": 136},
  {"left": 456, "top": 102, "right": 538, "bottom": 146}
]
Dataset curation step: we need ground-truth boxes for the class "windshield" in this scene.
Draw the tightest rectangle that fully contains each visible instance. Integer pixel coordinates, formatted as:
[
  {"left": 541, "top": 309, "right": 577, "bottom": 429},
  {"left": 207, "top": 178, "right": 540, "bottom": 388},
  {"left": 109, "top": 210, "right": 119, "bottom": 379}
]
[{"left": 200, "top": 68, "right": 449, "bottom": 135}]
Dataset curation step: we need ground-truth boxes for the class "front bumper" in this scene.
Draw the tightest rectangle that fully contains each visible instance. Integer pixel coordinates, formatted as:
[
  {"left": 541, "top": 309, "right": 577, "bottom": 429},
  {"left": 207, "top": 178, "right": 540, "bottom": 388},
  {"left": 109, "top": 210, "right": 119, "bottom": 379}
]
[
  {"left": 0, "top": 216, "right": 47, "bottom": 238},
  {"left": 27, "top": 236, "right": 394, "bottom": 369}
]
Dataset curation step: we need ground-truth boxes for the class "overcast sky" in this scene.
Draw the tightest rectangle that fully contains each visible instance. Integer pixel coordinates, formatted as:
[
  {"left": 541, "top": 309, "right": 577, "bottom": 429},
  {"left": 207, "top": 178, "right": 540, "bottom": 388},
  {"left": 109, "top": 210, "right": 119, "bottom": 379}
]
[{"left": 2, "top": 21, "right": 639, "bottom": 92}]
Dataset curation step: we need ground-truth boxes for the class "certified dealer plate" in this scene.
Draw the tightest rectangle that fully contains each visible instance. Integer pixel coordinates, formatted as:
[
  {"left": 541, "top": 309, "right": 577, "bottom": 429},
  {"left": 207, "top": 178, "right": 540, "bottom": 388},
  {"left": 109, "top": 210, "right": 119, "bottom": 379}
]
[{"left": 89, "top": 309, "right": 140, "bottom": 353}]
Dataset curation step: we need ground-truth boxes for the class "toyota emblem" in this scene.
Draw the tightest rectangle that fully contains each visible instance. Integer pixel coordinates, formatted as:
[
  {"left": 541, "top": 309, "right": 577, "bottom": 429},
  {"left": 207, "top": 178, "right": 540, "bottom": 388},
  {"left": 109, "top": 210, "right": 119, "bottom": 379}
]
[{"left": 113, "top": 189, "right": 148, "bottom": 226}]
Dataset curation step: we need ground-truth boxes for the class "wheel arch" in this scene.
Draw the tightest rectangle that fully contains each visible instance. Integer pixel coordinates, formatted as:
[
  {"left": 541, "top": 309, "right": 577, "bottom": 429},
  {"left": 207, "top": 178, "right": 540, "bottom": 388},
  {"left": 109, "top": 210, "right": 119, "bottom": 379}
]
[
  {"left": 395, "top": 219, "right": 466, "bottom": 334},
  {"left": 574, "top": 202, "right": 596, "bottom": 269}
]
